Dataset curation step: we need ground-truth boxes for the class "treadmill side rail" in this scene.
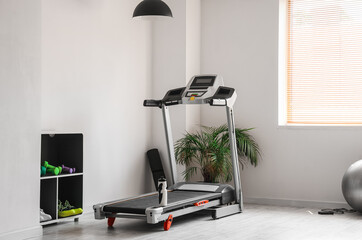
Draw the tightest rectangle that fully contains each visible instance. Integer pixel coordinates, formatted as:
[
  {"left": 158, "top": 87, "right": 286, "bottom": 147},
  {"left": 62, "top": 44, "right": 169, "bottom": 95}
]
[{"left": 146, "top": 199, "right": 221, "bottom": 224}]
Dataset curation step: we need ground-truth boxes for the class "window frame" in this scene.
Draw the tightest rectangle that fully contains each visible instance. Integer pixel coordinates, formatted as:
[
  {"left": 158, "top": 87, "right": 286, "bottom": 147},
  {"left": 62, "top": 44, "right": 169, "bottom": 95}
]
[
  {"left": 278, "top": 0, "right": 288, "bottom": 126},
  {"left": 278, "top": 0, "right": 362, "bottom": 127}
]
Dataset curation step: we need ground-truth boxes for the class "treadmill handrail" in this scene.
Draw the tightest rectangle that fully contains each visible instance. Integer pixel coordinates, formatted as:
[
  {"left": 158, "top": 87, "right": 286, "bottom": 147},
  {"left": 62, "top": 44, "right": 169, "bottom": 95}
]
[{"left": 144, "top": 99, "right": 162, "bottom": 108}]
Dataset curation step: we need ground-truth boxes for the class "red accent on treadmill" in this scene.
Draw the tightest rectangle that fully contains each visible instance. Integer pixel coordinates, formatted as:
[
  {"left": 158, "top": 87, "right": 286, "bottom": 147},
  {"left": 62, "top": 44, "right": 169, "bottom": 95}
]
[
  {"left": 193, "top": 200, "right": 209, "bottom": 206},
  {"left": 108, "top": 217, "right": 116, "bottom": 227},
  {"left": 164, "top": 214, "right": 173, "bottom": 231}
]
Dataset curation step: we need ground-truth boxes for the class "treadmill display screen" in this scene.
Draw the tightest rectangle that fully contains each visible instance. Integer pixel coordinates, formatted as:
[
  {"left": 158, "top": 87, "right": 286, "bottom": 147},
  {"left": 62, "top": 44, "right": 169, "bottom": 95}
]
[
  {"left": 195, "top": 78, "right": 213, "bottom": 84},
  {"left": 190, "top": 76, "right": 216, "bottom": 89}
]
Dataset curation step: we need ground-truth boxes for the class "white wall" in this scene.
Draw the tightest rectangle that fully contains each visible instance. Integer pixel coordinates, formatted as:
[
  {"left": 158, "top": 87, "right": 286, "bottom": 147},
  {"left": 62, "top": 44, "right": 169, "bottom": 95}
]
[
  {"left": 151, "top": 0, "right": 187, "bottom": 185},
  {"left": 186, "top": 0, "right": 201, "bottom": 133},
  {"left": 150, "top": 0, "right": 202, "bottom": 185},
  {"left": 0, "top": 0, "right": 42, "bottom": 238},
  {"left": 41, "top": 0, "right": 153, "bottom": 209},
  {"left": 201, "top": 0, "right": 362, "bottom": 207}
]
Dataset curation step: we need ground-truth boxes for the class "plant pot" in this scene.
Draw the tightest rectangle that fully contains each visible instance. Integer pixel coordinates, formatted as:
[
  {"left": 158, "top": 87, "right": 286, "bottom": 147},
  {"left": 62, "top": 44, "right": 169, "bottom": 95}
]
[{"left": 202, "top": 164, "right": 217, "bottom": 183}]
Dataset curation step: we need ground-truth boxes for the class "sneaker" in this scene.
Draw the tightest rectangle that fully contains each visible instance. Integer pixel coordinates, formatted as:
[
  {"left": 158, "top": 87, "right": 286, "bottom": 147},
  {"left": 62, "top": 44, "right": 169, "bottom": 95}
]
[
  {"left": 59, "top": 200, "right": 75, "bottom": 211},
  {"left": 64, "top": 200, "right": 74, "bottom": 210},
  {"left": 58, "top": 209, "right": 76, "bottom": 218},
  {"left": 40, "top": 209, "right": 52, "bottom": 222},
  {"left": 73, "top": 208, "right": 83, "bottom": 215},
  {"left": 58, "top": 200, "right": 82, "bottom": 218},
  {"left": 58, "top": 200, "right": 64, "bottom": 211}
]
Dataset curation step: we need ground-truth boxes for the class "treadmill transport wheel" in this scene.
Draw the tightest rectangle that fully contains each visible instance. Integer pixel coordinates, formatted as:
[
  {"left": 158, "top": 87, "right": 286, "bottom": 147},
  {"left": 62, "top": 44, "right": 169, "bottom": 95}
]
[
  {"left": 108, "top": 217, "right": 116, "bottom": 227},
  {"left": 163, "top": 215, "right": 173, "bottom": 231}
]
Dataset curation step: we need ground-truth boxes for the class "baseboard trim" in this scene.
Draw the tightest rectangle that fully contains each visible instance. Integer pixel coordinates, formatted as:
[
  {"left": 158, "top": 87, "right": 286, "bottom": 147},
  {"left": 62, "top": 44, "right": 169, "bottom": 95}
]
[
  {"left": 244, "top": 197, "right": 350, "bottom": 209},
  {"left": 0, "top": 225, "right": 42, "bottom": 240}
]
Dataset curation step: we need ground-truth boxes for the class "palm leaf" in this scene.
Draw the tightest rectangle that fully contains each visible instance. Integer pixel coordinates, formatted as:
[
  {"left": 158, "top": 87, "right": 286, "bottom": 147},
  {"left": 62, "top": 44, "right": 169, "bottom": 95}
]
[{"left": 182, "top": 166, "right": 198, "bottom": 181}]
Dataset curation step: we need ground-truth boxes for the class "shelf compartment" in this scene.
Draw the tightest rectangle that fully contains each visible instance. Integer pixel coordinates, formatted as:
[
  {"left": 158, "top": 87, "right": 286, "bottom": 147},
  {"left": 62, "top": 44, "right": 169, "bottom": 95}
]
[
  {"left": 41, "top": 134, "right": 83, "bottom": 173},
  {"left": 40, "top": 178, "right": 57, "bottom": 221},
  {"left": 58, "top": 175, "right": 83, "bottom": 211}
]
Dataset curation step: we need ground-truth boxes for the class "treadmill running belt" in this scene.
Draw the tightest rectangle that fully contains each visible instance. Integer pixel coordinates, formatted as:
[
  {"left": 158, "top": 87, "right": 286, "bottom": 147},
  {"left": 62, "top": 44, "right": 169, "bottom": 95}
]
[{"left": 103, "top": 191, "right": 221, "bottom": 215}]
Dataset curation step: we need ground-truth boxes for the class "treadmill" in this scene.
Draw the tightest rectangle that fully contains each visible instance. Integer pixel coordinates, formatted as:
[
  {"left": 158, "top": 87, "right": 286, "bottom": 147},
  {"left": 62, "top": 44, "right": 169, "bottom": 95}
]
[{"left": 93, "top": 75, "right": 243, "bottom": 230}]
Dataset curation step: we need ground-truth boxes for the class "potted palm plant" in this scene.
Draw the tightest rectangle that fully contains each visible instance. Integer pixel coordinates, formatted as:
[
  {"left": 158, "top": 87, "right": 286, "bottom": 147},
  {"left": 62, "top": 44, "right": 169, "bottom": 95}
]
[{"left": 174, "top": 125, "right": 260, "bottom": 183}]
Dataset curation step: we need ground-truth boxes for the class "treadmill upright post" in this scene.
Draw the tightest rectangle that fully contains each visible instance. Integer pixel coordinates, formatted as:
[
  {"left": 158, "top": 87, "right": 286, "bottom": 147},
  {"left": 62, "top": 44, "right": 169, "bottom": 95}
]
[
  {"left": 226, "top": 106, "right": 243, "bottom": 210},
  {"left": 162, "top": 104, "right": 178, "bottom": 186}
]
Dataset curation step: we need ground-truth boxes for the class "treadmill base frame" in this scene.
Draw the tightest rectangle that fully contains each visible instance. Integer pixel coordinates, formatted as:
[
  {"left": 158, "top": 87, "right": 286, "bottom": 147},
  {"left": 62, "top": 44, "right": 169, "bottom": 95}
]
[
  {"left": 208, "top": 204, "right": 242, "bottom": 220},
  {"left": 97, "top": 200, "right": 241, "bottom": 227}
]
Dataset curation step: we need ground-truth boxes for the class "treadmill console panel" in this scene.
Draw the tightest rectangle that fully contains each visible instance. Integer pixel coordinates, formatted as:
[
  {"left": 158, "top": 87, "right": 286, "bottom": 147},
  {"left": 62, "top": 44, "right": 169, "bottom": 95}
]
[
  {"left": 145, "top": 74, "right": 237, "bottom": 107},
  {"left": 182, "top": 75, "right": 224, "bottom": 105}
]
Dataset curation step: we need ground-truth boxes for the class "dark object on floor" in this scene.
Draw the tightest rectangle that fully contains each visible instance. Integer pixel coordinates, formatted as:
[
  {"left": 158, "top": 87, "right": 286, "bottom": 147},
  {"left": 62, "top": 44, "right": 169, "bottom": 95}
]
[
  {"left": 147, "top": 148, "right": 166, "bottom": 190},
  {"left": 318, "top": 208, "right": 356, "bottom": 215}
]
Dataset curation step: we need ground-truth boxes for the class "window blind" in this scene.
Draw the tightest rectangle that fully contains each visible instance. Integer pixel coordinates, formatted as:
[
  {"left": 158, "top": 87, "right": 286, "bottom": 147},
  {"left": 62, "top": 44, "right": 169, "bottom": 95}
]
[{"left": 287, "top": 0, "right": 362, "bottom": 124}]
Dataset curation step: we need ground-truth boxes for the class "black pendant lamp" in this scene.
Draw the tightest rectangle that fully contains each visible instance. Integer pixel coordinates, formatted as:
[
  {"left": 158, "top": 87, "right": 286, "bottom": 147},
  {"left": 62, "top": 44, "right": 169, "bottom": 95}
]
[{"left": 133, "top": 0, "right": 173, "bottom": 18}]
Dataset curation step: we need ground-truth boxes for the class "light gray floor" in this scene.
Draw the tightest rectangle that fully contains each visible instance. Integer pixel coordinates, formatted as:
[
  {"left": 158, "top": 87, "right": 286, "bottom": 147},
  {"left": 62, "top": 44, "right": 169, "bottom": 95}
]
[{"left": 29, "top": 204, "right": 362, "bottom": 240}]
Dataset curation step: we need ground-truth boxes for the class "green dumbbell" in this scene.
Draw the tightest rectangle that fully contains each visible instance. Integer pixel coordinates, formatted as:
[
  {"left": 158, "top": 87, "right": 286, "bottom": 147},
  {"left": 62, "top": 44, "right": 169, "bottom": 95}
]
[
  {"left": 41, "top": 166, "right": 46, "bottom": 176},
  {"left": 44, "top": 161, "right": 62, "bottom": 175}
]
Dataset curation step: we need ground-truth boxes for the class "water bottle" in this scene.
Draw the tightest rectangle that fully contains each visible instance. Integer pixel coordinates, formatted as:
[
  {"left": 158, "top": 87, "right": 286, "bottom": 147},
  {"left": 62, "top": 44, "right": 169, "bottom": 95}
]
[{"left": 158, "top": 177, "right": 167, "bottom": 207}]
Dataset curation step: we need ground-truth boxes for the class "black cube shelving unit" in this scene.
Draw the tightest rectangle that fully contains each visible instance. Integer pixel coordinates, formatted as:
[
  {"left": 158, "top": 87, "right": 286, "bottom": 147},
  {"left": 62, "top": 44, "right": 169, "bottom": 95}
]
[{"left": 40, "top": 133, "right": 83, "bottom": 225}]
